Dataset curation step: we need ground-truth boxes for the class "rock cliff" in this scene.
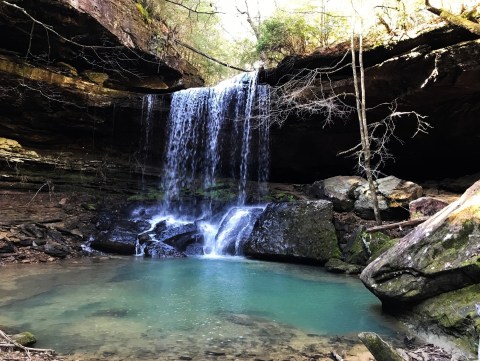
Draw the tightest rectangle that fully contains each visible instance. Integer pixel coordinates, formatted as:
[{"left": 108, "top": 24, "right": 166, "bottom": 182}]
[{"left": 262, "top": 27, "right": 480, "bottom": 184}]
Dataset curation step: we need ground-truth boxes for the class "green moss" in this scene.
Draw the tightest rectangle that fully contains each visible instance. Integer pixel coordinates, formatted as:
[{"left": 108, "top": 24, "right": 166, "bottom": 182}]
[
  {"left": 358, "top": 332, "right": 404, "bottom": 361},
  {"left": 344, "top": 232, "right": 369, "bottom": 265},
  {"left": 81, "top": 203, "right": 97, "bottom": 211},
  {"left": 12, "top": 332, "right": 36, "bottom": 346},
  {"left": 414, "top": 284, "right": 480, "bottom": 354},
  {"left": 352, "top": 231, "right": 396, "bottom": 264},
  {"left": 127, "top": 189, "right": 164, "bottom": 202},
  {"left": 420, "top": 220, "right": 479, "bottom": 272},
  {"left": 135, "top": 2, "right": 152, "bottom": 24}
]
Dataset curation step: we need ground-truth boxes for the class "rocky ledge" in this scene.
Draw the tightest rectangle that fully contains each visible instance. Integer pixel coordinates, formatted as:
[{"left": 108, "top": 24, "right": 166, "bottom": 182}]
[{"left": 361, "top": 179, "right": 480, "bottom": 355}]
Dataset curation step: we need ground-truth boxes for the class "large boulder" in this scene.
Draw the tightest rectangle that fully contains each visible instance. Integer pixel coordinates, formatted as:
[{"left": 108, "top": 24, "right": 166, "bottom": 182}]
[
  {"left": 409, "top": 284, "right": 480, "bottom": 355},
  {"left": 360, "top": 180, "right": 480, "bottom": 305},
  {"left": 310, "top": 176, "right": 367, "bottom": 212},
  {"left": 244, "top": 200, "right": 340, "bottom": 264},
  {"left": 409, "top": 196, "right": 449, "bottom": 219},
  {"left": 90, "top": 220, "right": 141, "bottom": 255},
  {"left": 155, "top": 223, "right": 203, "bottom": 252},
  {"left": 354, "top": 176, "right": 422, "bottom": 220}
]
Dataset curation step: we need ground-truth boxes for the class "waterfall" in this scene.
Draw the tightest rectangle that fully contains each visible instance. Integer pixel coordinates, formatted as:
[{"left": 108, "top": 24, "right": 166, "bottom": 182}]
[
  {"left": 139, "top": 94, "right": 156, "bottom": 179},
  {"left": 161, "top": 71, "right": 270, "bottom": 217},
  {"left": 135, "top": 71, "right": 270, "bottom": 257},
  {"left": 203, "top": 206, "right": 264, "bottom": 256}
]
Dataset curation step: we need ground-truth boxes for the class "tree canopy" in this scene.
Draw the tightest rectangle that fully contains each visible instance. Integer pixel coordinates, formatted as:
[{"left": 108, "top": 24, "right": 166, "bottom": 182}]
[{"left": 138, "top": 0, "right": 480, "bottom": 83}]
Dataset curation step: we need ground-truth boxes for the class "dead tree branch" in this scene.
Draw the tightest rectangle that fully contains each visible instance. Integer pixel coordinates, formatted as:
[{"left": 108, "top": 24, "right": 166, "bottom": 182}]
[
  {"left": 366, "top": 217, "right": 429, "bottom": 233},
  {"left": 174, "top": 39, "right": 251, "bottom": 72},
  {"left": 425, "top": 0, "right": 480, "bottom": 36},
  {"left": 164, "top": 0, "right": 223, "bottom": 16}
]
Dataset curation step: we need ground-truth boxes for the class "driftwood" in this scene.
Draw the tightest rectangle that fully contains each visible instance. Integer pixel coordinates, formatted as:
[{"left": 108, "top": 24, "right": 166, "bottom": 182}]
[
  {"left": 0, "top": 329, "right": 55, "bottom": 359},
  {"left": 365, "top": 217, "right": 428, "bottom": 233}
]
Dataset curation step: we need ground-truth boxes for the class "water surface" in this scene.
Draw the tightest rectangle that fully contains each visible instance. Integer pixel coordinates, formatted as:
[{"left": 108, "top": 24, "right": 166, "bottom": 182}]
[{"left": 0, "top": 257, "right": 400, "bottom": 360}]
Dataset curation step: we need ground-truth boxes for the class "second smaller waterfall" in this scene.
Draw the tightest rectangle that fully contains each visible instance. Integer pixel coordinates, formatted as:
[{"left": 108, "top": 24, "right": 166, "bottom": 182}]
[{"left": 202, "top": 206, "right": 264, "bottom": 256}]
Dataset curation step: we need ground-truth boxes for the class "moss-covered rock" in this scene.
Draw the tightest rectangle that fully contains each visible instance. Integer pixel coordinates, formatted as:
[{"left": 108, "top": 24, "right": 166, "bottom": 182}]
[
  {"left": 12, "top": 331, "right": 36, "bottom": 346},
  {"left": 244, "top": 200, "right": 340, "bottom": 264},
  {"left": 358, "top": 332, "right": 405, "bottom": 361},
  {"left": 411, "top": 284, "right": 480, "bottom": 354},
  {"left": 361, "top": 179, "right": 480, "bottom": 304},
  {"left": 325, "top": 258, "right": 364, "bottom": 274},
  {"left": 343, "top": 231, "right": 396, "bottom": 266}
]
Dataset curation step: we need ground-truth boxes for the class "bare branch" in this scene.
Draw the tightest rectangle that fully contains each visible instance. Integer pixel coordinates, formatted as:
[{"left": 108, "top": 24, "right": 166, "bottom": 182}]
[
  {"left": 164, "top": 0, "right": 223, "bottom": 16},
  {"left": 174, "top": 39, "right": 251, "bottom": 72}
]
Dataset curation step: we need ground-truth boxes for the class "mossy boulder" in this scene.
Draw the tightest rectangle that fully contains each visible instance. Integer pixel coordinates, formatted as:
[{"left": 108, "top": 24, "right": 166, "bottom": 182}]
[
  {"left": 361, "top": 179, "right": 480, "bottom": 304},
  {"left": 12, "top": 331, "right": 37, "bottom": 346},
  {"left": 410, "top": 284, "right": 480, "bottom": 354},
  {"left": 344, "top": 231, "right": 396, "bottom": 266},
  {"left": 325, "top": 258, "right": 364, "bottom": 274},
  {"left": 358, "top": 332, "right": 405, "bottom": 361},
  {"left": 244, "top": 200, "right": 340, "bottom": 264}
]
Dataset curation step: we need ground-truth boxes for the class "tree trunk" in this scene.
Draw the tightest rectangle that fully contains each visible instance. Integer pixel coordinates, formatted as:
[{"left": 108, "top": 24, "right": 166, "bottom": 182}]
[
  {"left": 425, "top": 0, "right": 480, "bottom": 36},
  {"left": 350, "top": 21, "right": 382, "bottom": 225}
]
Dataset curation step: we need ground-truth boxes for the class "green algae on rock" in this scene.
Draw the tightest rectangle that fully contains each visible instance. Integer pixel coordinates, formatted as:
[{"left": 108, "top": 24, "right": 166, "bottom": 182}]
[{"left": 244, "top": 200, "right": 341, "bottom": 264}]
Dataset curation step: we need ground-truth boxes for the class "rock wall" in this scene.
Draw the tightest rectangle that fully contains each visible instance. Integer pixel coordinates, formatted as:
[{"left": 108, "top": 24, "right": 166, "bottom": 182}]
[
  {"left": 0, "top": 0, "right": 203, "bottom": 191},
  {"left": 263, "top": 27, "right": 480, "bottom": 184}
]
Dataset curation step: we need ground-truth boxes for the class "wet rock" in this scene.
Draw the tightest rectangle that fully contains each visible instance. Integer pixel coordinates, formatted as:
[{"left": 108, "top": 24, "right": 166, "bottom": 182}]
[
  {"left": 0, "top": 239, "right": 15, "bottom": 253},
  {"left": 144, "top": 241, "right": 186, "bottom": 258},
  {"left": 324, "top": 258, "right": 364, "bottom": 274},
  {"left": 11, "top": 331, "right": 37, "bottom": 346},
  {"left": 19, "top": 224, "right": 45, "bottom": 238},
  {"left": 244, "top": 200, "right": 340, "bottom": 264},
  {"left": 42, "top": 241, "right": 70, "bottom": 258},
  {"left": 184, "top": 243, "right": 204, "bottom": 256},
  {"left": 358, "top": 332, "right": 404, "bottom": 361},
  {"left": 32, "top": 239, "right": 47, "bottom": 246},
  {"left": 361, "top": 179, "right": 480, "bottom": 305},
  {"left": 214, "top": 207, "right": 264, "bottom": 255},
  {"left": 16, "top": 239, "right": 34, "bottom": 247},
  {"left": 153, "top": 220, "right": 168, "bottom": 235},
  {"left": 90, "top": 220, "right": 141, "bottom": 255},
  {"left": 409, "top": 197, "right": 448, "bottom": 219},
  {"left": 157, "top": 224, "right": 203, "bottom": 253}
]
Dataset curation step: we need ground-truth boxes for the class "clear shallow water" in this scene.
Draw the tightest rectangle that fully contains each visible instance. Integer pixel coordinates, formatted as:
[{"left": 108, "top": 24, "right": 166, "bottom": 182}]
[{"left": 0, "top": 257, "right": 401, "bottom": 360}]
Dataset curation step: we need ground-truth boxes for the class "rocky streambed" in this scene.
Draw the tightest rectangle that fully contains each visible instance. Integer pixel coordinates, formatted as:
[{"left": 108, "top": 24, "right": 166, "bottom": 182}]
[{"left": 1, "top": 170, "right": 479, "bottom": 360}]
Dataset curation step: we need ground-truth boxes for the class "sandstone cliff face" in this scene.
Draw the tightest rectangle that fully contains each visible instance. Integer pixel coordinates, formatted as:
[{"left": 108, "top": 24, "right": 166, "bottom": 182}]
[
  {"left": 263, "top": 28, "right": 480, "bottom": 184},
  {"left": 0, "top": 0, "right": 204, "bottom": 186}
]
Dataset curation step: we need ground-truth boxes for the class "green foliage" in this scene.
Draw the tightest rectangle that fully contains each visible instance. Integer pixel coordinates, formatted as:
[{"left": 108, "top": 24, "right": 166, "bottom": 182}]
[
  {"left": 256, "top": 12, "right": 317, "bottom": 65},
  {"left": 142, "top": 0, "right": 246, "bottom": 83},
  {"left": 254, "top": 7, "right": 350, "bottom": 66}
]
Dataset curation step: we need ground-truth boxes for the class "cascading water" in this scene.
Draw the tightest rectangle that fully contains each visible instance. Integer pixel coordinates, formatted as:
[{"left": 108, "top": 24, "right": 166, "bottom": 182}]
[
  {"left": 139, "top": 94, "right": 156, "bottom": 180},
  {"left": 137, "top": 71, "right": 270, "bottom": 256},
  {"left": 161, "top": 71, "right": 270, "bottom": 214}
]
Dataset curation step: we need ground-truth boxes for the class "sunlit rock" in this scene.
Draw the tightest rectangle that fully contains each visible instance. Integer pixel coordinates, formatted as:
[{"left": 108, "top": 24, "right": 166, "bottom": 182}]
[{"left": 361, "top": 179, "right": 480, "bottom": 304}]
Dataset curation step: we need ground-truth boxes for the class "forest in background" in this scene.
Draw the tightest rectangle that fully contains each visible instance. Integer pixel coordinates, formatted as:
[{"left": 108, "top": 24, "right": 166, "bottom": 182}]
[{"left": 134, "top": 0, "right": 479, "bottom": 84}]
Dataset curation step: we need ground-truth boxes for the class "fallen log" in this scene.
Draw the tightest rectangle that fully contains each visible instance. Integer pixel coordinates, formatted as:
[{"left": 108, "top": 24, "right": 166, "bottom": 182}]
[{"left": 365, "top": 217, "right": 428, "bottom": 233}]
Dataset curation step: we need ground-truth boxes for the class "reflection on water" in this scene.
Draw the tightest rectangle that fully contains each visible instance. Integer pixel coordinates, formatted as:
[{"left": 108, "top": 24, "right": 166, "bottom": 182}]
[{"left": 0, "top": 257, "right": 401, "bottom": 360}]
